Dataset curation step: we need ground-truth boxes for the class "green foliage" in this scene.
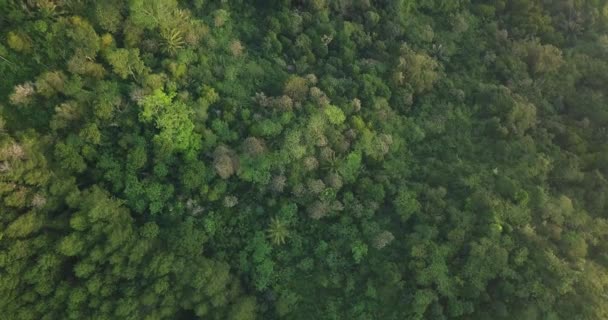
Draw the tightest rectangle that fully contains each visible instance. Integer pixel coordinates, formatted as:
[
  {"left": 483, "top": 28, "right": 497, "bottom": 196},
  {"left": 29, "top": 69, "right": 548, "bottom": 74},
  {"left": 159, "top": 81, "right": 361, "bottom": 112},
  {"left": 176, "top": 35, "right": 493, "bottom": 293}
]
[
  {"left": 243, "top": 232, "right": 275, "bottom": 291},
  {"left": 105, "top": 48, "right": 145, "bottom": 79},
  {"left": 267, "top": 217, "right": 289, "bottom": 245},
  {"left": 283, "top": 75, "right": 309, "bottom": 100},
  {"left": 1, "top": 1, "right": 607, "bottom": 319},
  {"left": 323, "top": 105, "right": 345, "bottom": 125},
  {"left": 7, "top": 32, "right": 31, "bottom": 53},
  {"left": 338, "top": 151, "right": 362, "bottom": 183},
  {"left": 129, "top": 0, "right": 178, "bottom": 30},
  {"left": 95, "top": 0, "right": 124, "bottom": 33},
  {"left": 351, "top": 240, "right": 368, "bottom": 263},
  {"left": 395, "top": 45, "right": 440, "bottom": 93},
  {"left": 229, "top": 297, "right": 257, "bottom": 320},
  {"left": 394, "top": 189, "right": 421, "bottom": 222},
  {"left": 138, "top": 89, "right": 200, "bottom": 154}
]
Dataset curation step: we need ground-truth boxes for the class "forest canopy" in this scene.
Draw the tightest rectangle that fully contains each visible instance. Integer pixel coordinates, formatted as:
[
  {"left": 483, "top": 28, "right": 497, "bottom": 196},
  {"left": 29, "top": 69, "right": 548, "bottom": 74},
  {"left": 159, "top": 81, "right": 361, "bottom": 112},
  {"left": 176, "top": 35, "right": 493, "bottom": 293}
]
[{"left": 1, "top": 0, "right": 608, "bottom": 319}]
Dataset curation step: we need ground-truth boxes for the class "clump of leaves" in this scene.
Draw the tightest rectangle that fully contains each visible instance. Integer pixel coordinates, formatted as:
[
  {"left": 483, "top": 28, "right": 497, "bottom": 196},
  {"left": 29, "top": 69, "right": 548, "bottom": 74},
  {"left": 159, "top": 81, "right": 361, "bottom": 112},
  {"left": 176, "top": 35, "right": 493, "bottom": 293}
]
[
  {"left": 161, "top": 27, "right": 185, "bottom": 55},
  {"left": 267, "top": 217, "right": 289, "bottom": 245}
]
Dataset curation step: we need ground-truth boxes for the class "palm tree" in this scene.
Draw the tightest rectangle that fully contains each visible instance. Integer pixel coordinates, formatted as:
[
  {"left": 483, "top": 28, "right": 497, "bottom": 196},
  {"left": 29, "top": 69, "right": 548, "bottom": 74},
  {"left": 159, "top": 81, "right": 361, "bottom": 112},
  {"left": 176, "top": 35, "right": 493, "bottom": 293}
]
[
  {"left": 161, "top": 28, "right": 185, "bottom": 56},
  {"left": 267, "top": 217, "right": 289, "bottom": 245}
]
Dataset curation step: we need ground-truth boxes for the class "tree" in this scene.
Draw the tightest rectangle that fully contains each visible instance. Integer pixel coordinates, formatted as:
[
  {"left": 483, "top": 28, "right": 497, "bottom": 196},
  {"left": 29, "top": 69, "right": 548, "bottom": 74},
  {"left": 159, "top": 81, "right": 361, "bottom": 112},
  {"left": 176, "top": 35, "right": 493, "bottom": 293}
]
[
  {"left": 35, "top": 71, "right": 67, "bottom": 97},
  {"left": 229, "top": 297, "right": 257, "bottom": 320},
  {"left": 394, "top": 45, "right": 439, "bottom": 93},
  {"left": 95, "top": 0, "right": 124, "bottom": 32},
  {"left": 324, "top": 105, "right": 346, "bottom": 125},
  {"left": 373, "top": 230, "right": 395, "bottom": 249},
  {"left": 6, "top": 32, "right": 32, "bottom": 53},
  {"left": 283, "top": 75, "right": 309, "bottom": 100},
  {"left": 138, "top": 89, "right": 200, "bottom": 155},
  {"left": 267, "top": 217, "right": 289, "bottom": 245},
  {"left": 338, "top": 151, "right": 361, "bottom": 183},
  {"left": 514, "top": 39, "right": 564, "bottom": 75},
  {"left": 213, "top": 146, "right": 238, "bottom": 179},
  {"left": 9, "top": 82, "right": 35, "bottom": 106},
  {"left": 105, "top": 48, "right": 146, "bottom": 79},
  {"left": 242, "top": 137, "right": 266, "bottom": 156},
  {"left": 351, "top": 240, "right": 368, "bottom": 263},
  {"left": 129, "top": 0, "right": 179, "bottom": 30}
]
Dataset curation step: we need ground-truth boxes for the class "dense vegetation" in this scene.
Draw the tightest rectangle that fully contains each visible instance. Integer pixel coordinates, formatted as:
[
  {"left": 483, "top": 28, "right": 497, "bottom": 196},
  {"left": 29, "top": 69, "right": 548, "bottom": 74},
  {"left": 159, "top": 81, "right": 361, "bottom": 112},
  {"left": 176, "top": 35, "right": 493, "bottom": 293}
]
[{"left": 1, "top": 0, "right": 608, "bottom": 319}]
